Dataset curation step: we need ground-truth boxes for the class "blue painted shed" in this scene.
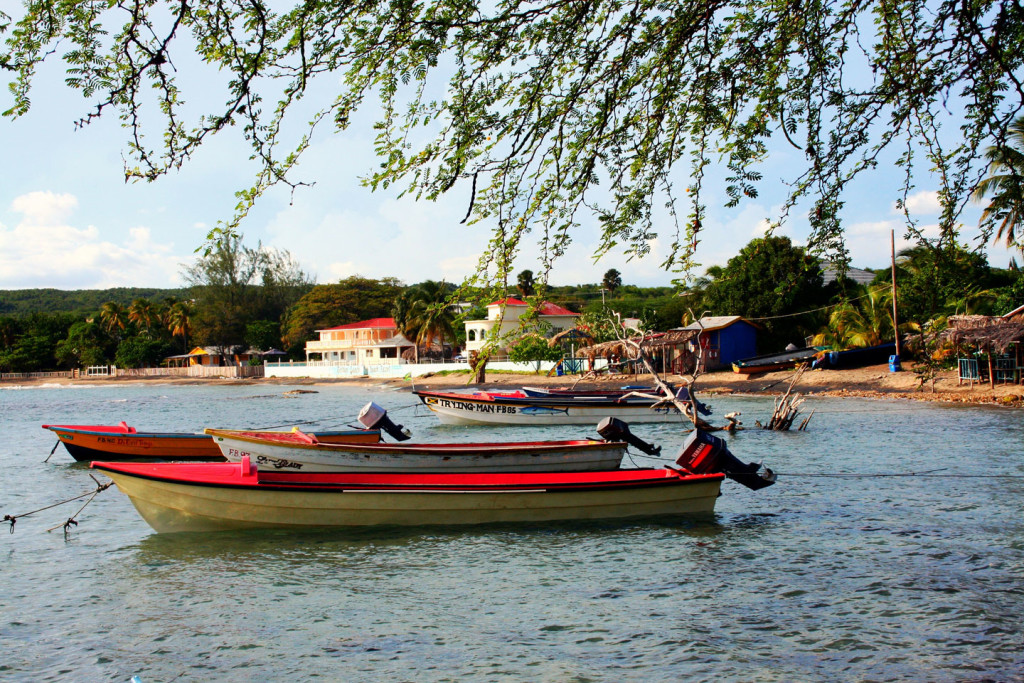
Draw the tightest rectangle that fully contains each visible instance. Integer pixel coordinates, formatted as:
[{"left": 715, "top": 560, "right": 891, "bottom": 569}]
[{"left": 679, "top": 316, "right": 759, "bottom": 371}]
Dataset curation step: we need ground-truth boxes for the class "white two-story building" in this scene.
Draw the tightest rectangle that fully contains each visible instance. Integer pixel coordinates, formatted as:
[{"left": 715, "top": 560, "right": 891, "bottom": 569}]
[
  {"left": 304, "top": 317, "right": 415, "bottom": 365},
  {"left": 464, "top": 298, "right": 579, "bottom": 357}
]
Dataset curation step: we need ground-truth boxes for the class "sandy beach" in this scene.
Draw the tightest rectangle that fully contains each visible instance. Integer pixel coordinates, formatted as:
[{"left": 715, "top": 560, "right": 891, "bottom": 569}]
[{"left": 4, "top": 362, "right": 1022, "bottom": 407}]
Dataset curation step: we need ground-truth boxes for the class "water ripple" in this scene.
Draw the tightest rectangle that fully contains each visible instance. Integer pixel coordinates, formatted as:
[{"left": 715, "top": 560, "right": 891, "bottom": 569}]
[{"left": 2, "top": 386, "right": 1023, "bottom": 680}]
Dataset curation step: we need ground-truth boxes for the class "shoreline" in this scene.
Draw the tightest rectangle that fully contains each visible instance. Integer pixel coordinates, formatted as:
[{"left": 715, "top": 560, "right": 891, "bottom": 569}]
[{"left": 3, "top": 362, "right": 1022, "bottom": 407}]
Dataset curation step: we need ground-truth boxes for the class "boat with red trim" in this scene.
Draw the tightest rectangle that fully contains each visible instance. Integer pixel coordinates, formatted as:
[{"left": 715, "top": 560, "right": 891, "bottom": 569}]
[
  {"left": 412, "top": 388, "right": 689, "bottom": 426},
  {"left": 91, "top": 430, "right": 775, "bottom": 533},
  {"left": 43, "top": 422, "right": 381, "bottom": 463}
]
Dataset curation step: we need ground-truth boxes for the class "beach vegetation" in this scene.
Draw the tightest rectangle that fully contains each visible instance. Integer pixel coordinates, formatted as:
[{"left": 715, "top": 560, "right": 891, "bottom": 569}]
[
  {"left": 974, "top": 116, "right": 1024, "bottom": 251},
  {"left": 688, "top": 236, "right": 838, "bottom": 349},
  {"left": 55, "top": 321, "right": 111, "bottom": 369},
  {"left": 508, "top": 334, "right": 563, "bottom": 365}
]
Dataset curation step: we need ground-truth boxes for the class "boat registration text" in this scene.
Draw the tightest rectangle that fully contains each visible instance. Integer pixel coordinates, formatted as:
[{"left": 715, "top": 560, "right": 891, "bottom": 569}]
[{"left": 425, "top": 397, "right": 518, "bottom": 414}]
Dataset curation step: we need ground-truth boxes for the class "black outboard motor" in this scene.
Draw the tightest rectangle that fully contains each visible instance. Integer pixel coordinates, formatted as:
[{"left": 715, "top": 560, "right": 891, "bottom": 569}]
[
  {"left": 596, "top": 417, "right": 662, "bottom": 456},
  {"left": 358, "top": 402, "right": 412, "bottom": 441},
  {"left": 675, "top": 429, "right": 775, "bottom": 490}
]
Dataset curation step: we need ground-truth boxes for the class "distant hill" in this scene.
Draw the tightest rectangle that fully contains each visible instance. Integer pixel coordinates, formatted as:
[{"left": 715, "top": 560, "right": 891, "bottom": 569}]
[{"left": 0, "top": 287, "right": 190, "bottom": 318}]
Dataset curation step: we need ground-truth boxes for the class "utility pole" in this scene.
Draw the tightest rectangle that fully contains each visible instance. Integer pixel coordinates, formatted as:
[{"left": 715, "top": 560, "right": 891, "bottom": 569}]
[{"left": 891, "top": 229, "right": 901, "bottom": 360}]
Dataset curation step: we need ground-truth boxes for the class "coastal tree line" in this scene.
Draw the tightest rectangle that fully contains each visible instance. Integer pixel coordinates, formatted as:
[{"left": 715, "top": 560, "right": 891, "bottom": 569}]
[{"left": 2, "top": 234, "right": 1022, "bottom": 373}]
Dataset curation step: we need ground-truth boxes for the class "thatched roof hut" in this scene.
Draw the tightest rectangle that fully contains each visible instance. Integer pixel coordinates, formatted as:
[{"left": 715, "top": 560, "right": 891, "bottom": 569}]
[
  {"left": 642, "top": 329, "right": 699, "bottom": 349},
  {"left": 942, "top": 316, "right": 1024, "bottom": 355},
  {"left": 577, "top": 340, "right": 641, "bottom": 360}
]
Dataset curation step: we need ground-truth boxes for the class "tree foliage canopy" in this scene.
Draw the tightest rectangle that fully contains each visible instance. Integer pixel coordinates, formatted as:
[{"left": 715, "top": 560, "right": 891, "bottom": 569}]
[
  {"left": 4, "top": 0, "right": 1023, "bottom": 282},
  {"left": 281, "top": 276, "right": 404, "bottom": 352},
  {"left": 183, "top": 235, "right": 312, "bottom": 350},
  {"left": 698, "top": 236, "right": 835, "bottom": 347}
]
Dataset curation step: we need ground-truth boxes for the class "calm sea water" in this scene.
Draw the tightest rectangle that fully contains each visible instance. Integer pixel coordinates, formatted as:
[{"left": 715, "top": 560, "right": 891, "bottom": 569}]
[{"left": 1, "top": 381, "right": 1022, "bottom": 681}]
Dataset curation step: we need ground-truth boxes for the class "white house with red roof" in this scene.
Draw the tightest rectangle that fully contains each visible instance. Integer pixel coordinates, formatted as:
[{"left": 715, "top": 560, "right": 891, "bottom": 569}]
[
  {"left": 304, "top": 317, "right": 415, "bottom": 365},
  {"left": 464, "top": 298, "right": 579, "bottom": 357}
]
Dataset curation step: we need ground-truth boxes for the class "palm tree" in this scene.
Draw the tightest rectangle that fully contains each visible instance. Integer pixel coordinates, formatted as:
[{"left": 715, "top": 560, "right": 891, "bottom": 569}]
[
  {"left": 812, "top": 288, "right": 894, "bottom": 349},
  {"left": 391, "top": 289, "right": 419, "bottom": 340},
  {"left": 128, "top": 298, "right": 160, "bottom": 336},
  {"left": 165, "top": 300, "right": 194, "bottom": 351},
  {"left": 602, "top": 268, "right": 622, "bottom": 293},
  {"left": 401, "top": 281, "right": 456, "bottom": 360},
  {"left": 974, "top": 116, "right": 1024, "bottom": 250},
  {"left": 99, "top": 301, "right": 128, "bottom": 337}
]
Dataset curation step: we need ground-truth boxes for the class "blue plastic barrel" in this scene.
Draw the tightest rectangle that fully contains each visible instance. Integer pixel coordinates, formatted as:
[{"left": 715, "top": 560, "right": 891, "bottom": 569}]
[{"left": 889, "top": 355, "right": 901, "bottom": 372}]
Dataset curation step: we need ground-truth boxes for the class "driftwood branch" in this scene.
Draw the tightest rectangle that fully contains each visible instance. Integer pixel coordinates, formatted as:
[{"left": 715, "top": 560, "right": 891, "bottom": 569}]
[
  {"left": 612, "top": 314, "right": 726, "bottom": 431},
  {"left": 756, "top": 364, "right": 813, "bottom": 430}
]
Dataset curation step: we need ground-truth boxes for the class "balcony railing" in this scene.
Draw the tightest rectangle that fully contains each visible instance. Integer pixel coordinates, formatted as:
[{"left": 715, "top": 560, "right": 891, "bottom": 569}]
[{"left": 306, "top": 339, "right": 396, "bottom": 350}]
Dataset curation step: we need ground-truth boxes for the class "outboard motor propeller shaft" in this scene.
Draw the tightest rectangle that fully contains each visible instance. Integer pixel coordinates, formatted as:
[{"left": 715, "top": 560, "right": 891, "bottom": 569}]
[
  {"left": 675, "top": 429, "right": 775, "bottom": 490},
  {"left": 596, "top": 417, "right": 662, "bottom": 456},
  {"left": 358, "top": 402, "right": 412, "bottom": 441}
]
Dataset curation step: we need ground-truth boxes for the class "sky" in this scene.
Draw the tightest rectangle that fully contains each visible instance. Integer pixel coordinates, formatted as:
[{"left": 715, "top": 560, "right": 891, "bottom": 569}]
[{"left": 0, "top": 56, "right": 1017, "bottom": 292}]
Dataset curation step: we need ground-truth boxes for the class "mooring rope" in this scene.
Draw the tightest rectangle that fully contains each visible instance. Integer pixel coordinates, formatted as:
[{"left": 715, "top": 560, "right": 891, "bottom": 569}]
[
  {"left": 3, "top": 475, "right": 111, "bottom": 534},
  {"left": 43, "top": 440, "right": 60, "bottom": 463},
  {"left": 775, "top": 471, "right": 1024, "bottom": 478},
  {"left": 618, "top": 456, "right": 1024, "bottom": 480}
]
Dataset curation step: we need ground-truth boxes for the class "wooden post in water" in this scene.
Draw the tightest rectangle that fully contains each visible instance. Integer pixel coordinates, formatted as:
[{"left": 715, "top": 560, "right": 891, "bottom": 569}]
[{"left": 891, "top": 229, "right": 901, "bottom": 360}]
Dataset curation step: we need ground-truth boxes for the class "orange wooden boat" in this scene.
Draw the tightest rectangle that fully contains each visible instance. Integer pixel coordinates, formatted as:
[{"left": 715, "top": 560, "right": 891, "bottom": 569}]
[{"left": 42, "top": 422, "right": 380, "bottom": 463}]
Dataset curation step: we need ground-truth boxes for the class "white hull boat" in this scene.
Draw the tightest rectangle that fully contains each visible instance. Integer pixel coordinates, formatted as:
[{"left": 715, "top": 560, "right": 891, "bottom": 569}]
[
  {"left": 413, "top": 390, "right": 688, "bottom": 426},
  {"left": 206, "top": 428, "right": 628, "bottom": 473}
]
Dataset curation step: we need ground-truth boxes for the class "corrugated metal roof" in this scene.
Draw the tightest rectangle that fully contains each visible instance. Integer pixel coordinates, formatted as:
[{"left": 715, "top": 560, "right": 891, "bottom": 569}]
[
  {"left": 678, "top": 316, "right": 748, "bottom": 332},
  {"left": 821, "top": 263, "right": 876, "bottom": 285}
]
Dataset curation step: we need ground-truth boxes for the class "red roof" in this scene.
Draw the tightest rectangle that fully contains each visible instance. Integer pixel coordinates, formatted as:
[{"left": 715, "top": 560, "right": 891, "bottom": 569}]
[
  {"left": 538, "top": 302, "right": 577, "bottom": 316},
  {"left": 488, "top": 298, "right": 576, "bottom": 316},
  {"left": 320, "top": 317, "right": 397, "bottom": 331}
]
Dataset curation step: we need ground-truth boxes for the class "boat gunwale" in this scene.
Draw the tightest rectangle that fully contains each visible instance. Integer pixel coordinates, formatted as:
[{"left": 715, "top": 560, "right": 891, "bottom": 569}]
[
  {"left": 91, "top": 462, "right": 723, "bottom": 493},
  {"left": 413, "top": 390, "right": 676, "bottom": 410},
  {"left": 45, "top": 426, "right": 212, "bottom": 439},
  {"left": 206, "top": 429, "right": 626, "bottom": 455},
  {"left": 46, "top": 426, "right": 378, "bottom": 440}
]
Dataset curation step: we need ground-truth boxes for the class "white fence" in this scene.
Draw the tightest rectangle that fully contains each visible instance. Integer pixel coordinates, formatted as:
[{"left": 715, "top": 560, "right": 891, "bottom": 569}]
[
  {"left": 1, "top": 370, "right": 74, "bottom": 380},
  {"left": 113, "top": 365, "right": 265, "bottom": 378},
  {"left": 263, "top": 359, "right": 606, "bottom": 379}
]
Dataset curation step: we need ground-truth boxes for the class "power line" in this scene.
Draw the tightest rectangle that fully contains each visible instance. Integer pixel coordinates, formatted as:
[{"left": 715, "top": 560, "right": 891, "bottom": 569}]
[{"left": 744, "top": 286, "right": 891, "bottom": 322}]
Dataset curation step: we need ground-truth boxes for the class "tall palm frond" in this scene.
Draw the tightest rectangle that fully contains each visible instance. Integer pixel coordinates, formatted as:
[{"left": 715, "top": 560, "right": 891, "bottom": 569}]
[
  {"left": 99, "top": 302, "right": 128, "bottom": 335},
  {"left": 974, "top": 116, "right": 1024, "bottom": 249},
  {"left": 166, "top": 301, "right": 193, "bottom": 349},
  {"left": 812, "top": 288, "right": 894, "bottom": 350},
  {"left": 128, "top": 298, "right": 161, "bottom": 335}
]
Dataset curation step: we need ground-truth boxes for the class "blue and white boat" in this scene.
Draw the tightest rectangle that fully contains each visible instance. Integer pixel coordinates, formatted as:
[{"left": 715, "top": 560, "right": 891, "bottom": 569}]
[{"left": 412, "top": 389, "right": 690, "bottom": 426}]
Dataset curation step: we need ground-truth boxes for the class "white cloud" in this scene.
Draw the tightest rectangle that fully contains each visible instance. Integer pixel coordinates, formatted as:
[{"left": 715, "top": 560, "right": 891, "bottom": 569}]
[
  {"left": 0, "top": 192, "right": 183, "bottom": 288},
  {"left": 893, "top": 190, "right": 942, "bottom": 216},
  {"left": 264, "top": 193, "right": 492, "bottom": 285},
  {"left": 10, "top": 191, "right": 79, "bottom": 226}
]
